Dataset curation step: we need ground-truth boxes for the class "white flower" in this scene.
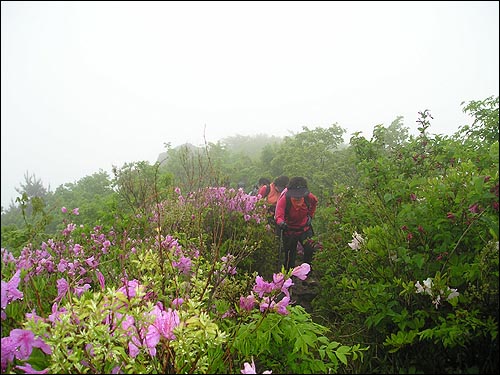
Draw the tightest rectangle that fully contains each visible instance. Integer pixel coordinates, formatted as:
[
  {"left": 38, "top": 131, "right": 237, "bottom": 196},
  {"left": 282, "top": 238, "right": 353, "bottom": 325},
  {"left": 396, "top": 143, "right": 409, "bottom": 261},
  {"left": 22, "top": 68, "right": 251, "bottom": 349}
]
[
  {"left": 423, "top": 277, "right": 433, "bottom": 295},
  {"left": 446, "top": 287, "right": 459, "bottom": 300},
  {"left": 348, "top": 231, "right": 365, "bottom": 250},
  {"left": 416, "top": 278, "right": 459, "bottom": 308},
  {"left": 415, "top": 281, "right": 425, "bottom": 294},
  {"left": 432, "top": 294, "right": 441, "bottom": 309}
]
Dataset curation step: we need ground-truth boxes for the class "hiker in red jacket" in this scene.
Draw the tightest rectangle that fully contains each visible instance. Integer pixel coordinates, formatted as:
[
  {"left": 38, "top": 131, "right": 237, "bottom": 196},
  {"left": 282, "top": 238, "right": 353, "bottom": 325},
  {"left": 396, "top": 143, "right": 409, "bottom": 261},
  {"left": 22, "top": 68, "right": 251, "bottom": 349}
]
[
  {"left": 255, "top": 177, "right": 271, "bottom": 197},
  {"left": 274, "top": 177, "right": 318, "bottom": 271}
]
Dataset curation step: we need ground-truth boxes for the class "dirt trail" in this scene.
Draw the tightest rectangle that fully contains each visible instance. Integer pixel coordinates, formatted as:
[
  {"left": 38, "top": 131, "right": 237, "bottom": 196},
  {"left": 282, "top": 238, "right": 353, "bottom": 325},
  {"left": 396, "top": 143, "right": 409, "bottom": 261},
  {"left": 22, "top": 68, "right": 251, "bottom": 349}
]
[{"left": 291, "top": 279, "right": 319, "bottom": 313}]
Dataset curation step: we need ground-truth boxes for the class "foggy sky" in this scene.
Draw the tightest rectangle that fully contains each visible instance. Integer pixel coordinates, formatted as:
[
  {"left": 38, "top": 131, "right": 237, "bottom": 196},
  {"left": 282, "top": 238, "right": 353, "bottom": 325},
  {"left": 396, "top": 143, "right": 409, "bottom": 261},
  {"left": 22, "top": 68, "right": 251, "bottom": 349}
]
[{"left": 1, "top": 1, "right": 499, "bottom": 208}]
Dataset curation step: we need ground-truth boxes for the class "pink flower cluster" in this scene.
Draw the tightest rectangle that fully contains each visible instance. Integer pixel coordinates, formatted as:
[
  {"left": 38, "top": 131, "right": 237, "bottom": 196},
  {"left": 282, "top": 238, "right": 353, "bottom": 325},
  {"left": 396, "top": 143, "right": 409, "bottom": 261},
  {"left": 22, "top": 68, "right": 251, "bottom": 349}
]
[
  {"left": 173, "top": 186, "right": 266, "bottom": 223},
  {"left": 239, "top": 263, "right": 311, "bottom": 316},
  {"left": 241, "top": 357, "right": 272, "bottom": 374},
  {"left": 1, "top": 329, "right": 52, "bottom": 373},
  {"left": 1, "top": 270, "right": 23, "bottom": 320}
]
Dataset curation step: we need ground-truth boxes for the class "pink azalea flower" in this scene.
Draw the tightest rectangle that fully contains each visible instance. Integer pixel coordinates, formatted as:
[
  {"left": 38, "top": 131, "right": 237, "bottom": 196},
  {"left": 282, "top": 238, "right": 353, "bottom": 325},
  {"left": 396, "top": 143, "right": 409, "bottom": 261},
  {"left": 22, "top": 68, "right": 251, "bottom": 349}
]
[
  {"left": 275, "top": 296, "right": 290, "bottom": 315},
  {"left": 48, "top": 303, "right": 67, "bottom": 324},
  {"left": 96, "top": 270, "right": 105, "bottom": 291},
  {"left": 146, "top": 306, "right": 180, "bottom": 352},
  {"left": 253, "top": 276, "right": 273, "bottom": 297},
  {"left": 172, "top": 297, "right": 184, "bottom": 307},
  {"left": 241, "top": 359, "right": 257, "bottom": 374},
  {"left": 73, "top": 243, "right": 83, "bottom": 255},
  {"left": 272, "top": 272, "right": 286, "bottom": 286},
  {"left": 1, "top": 336, "right": 16, "bottom": 371},
  {"left": 468, "top": 203, "right": 480, "bottom": 214},
  {"left": 271, "top": 273, "right": 293, "bottom": 297},
  {"left": 172, "top": 256, "right": 192, "bottom": 274},
  {"left": 117, "top": 279, "right": 143, "bottom": 299},
  {"left": 145, "top": 324, "right": 161, "bottom": 351},
  {"left": 259, "top": 296, "right": 273, "bottom": 312},
  {"left": 159, "top": 308, "right": 180, "bottom": 340},
  {"left": 291, "top": 263, "right": 311, "bottom": 280},
  {"left": 85, "top": 256, "right": 96, "bottom": 267},
  {"left": 241, "top": 358, "right": 272, "bottom": 374},
  {"left": 120, "top": 314, "right": 135, "bottom": 333},
  {"left": 128, "top": 341, "right": 140, "bottom": 358},
  {"left": 15, "top": 363, "right": 49, "bottom": 374},
  {"left": 85, "top": 343, "right": 95, "bottom": 357},
  {"left": 55, "top": 278, "right": 69, "bottom": 303},
  {"left": 61, "top": 207, "right": 67, "bottom": 213},
  {"left": 1, "top": 270, "right": 24, "bottom": 317},
  {"left": 239, "top": 293, "right": 256, "bottom": 311},
  {"left": 7, "top": 329, "right": 51, "bottom": 360},
  {"left": 25, "top": 310, "right": 44, "bottom": 323},
  {"left": 74, "top": 284, "right": 91, "bottom": 297}
]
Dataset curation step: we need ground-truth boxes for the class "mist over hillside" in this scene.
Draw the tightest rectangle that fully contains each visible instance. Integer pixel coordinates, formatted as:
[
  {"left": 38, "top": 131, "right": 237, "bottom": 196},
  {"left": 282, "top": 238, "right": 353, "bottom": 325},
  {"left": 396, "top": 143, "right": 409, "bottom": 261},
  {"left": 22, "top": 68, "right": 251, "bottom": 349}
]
[{"left": 156, "top": 133, "right": 284, "bottom": 165}]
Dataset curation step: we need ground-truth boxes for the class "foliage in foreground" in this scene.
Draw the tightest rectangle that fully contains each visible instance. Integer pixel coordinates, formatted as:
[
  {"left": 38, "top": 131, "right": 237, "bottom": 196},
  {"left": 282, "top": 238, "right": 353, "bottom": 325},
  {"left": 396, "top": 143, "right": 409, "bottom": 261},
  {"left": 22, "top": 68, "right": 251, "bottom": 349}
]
[{"left": 1, "top": 186, "right": 367, "bottom": 374}]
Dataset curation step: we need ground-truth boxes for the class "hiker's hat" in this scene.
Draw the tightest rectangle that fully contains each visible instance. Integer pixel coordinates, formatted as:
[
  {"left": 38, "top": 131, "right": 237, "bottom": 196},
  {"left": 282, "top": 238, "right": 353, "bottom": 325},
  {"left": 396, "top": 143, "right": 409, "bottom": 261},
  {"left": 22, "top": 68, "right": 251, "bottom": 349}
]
[
  {"left": 274, "top": 175, "right": 290, "bottom": 192},
  {"left": 286, "top": 177, "right": 309, "bottom": 198}
]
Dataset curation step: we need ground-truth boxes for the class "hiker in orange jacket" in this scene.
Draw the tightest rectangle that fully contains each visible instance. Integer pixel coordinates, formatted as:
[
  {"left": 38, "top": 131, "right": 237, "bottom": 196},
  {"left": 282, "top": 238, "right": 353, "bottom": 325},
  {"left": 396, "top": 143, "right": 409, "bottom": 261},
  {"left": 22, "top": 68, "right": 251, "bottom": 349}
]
[
  {"left": 259, "top": 175, "right": 289, "bottom": 233},
  {"left": 265, "top": 175, "right": 289, "bottom": 215}
]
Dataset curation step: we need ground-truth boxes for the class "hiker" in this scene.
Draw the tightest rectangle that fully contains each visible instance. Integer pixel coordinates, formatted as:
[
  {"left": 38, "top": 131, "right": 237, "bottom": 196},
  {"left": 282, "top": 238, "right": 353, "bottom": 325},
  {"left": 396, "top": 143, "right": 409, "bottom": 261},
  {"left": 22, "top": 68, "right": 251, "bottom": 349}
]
[
  {"left": 249, "top": 177, "right": 270, "bottom": 196},
  {"left": 263, "top": 175, "right": 289, "bottom": 229},
  {"left": 274, "top": 176, "right": 318, "bottom": 271},
  {"left": 256, "top": 177, "right": 271, "bottom": 197},
  {"left": 265, "top": 176, "right": 289, "bottom": 213}
]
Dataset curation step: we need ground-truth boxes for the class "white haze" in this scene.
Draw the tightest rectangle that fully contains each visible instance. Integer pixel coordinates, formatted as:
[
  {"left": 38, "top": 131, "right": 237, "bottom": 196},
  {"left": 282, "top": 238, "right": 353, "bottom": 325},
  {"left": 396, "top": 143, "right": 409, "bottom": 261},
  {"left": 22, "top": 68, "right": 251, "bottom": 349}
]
[{"left": 1, "top": 1, "right": 499, "bottom": 208}]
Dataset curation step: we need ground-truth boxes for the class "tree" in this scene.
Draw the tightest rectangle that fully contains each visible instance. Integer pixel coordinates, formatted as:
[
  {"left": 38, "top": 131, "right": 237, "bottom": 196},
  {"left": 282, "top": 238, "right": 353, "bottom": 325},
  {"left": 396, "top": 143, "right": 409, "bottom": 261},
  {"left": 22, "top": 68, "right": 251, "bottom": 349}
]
[
  {"left": 14, "top": 171, "right": 49, "bottom": 200},
  {"left": 371, "top": 116, "right": 409, "bottom": 150},
  {"left": 46, "top": 170, "right": 117, "bottom": 231},
  {"left": 1, "top": 172, "right": 52, "bottom": 252},
  {"left": 112, "top": 161, "right": 170, "bottom": 219},
  {"left": 272, "top": 124, "right": 346, "bottom": 198},
  {"left": 456, "top": 95, "right": 499, "bottom": 148}
]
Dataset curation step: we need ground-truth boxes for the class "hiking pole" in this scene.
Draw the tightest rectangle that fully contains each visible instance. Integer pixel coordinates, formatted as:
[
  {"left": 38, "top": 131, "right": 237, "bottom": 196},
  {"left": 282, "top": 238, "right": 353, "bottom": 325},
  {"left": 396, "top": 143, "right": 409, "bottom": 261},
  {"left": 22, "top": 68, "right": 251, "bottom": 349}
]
[{"left": 278, "top": 226, "right": 284, "bottom": 271}]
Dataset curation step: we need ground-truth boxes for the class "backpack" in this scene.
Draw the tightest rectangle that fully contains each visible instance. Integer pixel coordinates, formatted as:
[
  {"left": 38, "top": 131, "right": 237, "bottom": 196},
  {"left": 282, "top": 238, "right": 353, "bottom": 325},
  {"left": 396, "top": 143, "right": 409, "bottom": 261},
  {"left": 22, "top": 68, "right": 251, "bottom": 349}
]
[{"left": 262, "top": 184, "right": 271, "bottom": 198}]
